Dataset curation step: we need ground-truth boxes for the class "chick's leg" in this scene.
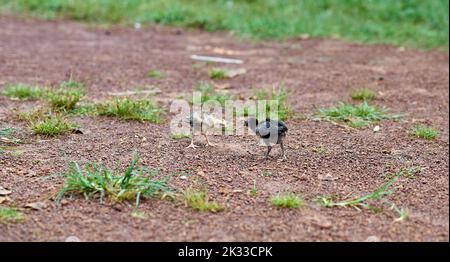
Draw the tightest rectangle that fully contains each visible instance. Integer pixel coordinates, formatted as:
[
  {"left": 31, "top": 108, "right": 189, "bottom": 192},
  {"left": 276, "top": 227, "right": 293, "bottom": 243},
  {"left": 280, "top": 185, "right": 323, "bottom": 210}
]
[
  {"left": 280, "top": 139, "right": 287, "bottom": 160},
  {"left": 204, "top": 134, "right": 215, "bottom": 147},
  {"left": 265, "top": 146, "right": 272, "bottom": 160},
  {"left": 186, "top": 134, "right": 198, "bottom": 149}
]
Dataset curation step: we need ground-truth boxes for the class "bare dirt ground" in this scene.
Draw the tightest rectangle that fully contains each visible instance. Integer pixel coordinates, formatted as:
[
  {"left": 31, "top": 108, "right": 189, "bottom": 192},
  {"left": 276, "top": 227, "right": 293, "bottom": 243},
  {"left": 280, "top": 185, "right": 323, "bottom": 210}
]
[{"left": 0, "top": 16, "right": 448, "bottom": 242}]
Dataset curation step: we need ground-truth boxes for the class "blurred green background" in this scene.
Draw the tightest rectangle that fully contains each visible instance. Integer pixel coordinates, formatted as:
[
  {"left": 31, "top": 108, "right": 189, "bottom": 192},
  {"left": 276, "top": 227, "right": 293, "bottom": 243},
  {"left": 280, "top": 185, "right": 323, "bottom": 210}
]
[{"left": 0, "top": 0, "right": 448, "bottom": 49}]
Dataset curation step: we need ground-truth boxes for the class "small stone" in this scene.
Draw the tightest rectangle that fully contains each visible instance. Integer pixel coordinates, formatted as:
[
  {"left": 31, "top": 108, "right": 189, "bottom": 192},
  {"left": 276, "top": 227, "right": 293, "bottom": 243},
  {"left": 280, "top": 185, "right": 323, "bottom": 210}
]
[
  {"left": 365, "top": 236, "right": 380, "bottom": 242},
  {"left": 373, "top": 125, "right": 380, "bottom": 132},
  {"left": 65, "top": 236, "right": 81, "bottom": 242}
]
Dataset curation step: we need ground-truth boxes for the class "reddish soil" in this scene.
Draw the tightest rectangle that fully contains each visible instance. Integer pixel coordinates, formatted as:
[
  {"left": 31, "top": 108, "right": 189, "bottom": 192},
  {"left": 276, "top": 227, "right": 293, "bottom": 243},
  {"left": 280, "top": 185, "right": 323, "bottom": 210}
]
[{"left": 0, "top": 16, "right": 448, "bottom": 241}]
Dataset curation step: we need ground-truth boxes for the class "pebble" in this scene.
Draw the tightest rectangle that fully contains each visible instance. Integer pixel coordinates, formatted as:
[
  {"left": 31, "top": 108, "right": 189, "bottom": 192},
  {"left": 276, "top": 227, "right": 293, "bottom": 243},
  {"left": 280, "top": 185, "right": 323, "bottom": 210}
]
[{"left": 365, "top": 236, "right": 380, "bottom": 242}]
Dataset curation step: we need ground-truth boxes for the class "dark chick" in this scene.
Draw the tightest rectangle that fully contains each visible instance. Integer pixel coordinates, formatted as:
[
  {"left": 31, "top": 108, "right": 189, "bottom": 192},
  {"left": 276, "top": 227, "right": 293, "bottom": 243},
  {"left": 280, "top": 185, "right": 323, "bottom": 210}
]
[{"left": 244, "top": 117, "right": 288, "bottom": 160}]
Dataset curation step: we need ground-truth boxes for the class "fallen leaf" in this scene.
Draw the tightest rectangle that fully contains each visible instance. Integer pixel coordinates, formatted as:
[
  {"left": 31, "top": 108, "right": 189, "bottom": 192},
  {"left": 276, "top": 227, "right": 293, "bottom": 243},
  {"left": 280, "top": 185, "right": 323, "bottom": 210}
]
[
  {"left": 224, "top": 68, "right": 247, "bottom": 78},
  {"left": 0, "top": 186, "right": 12, "bottom": 196},
  {"left": 212, "top": 82, "right": 232, "bottom": 90},
  {"left": 25, "top": 201, "right": 48, "bottom": 211},
  {"left": 0, "top": 196, "right": 11, "bottom": 204}
]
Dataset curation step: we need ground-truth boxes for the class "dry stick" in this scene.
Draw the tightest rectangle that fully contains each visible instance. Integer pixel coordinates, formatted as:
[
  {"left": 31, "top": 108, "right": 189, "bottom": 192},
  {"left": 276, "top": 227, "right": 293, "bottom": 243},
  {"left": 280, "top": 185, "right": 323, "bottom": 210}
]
[{"left": 190, "top": 55, "right": 244, "bottom": 64}]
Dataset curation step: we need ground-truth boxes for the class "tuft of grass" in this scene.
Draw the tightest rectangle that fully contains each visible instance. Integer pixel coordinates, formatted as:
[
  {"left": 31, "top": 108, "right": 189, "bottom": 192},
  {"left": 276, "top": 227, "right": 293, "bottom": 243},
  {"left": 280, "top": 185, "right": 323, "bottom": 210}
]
[
  {"left": 31, "top": 115, "right": 78, "bottom": 136},
  {"left": 250, "top": 181, "right": 258, "bottom": 197},
  {"left": 68, "top": 103, "right": 99, "bottom": 116},
  {"left": 18, "top": 107, "right": 52, "bottom": 123},
  {"left": 1, "top": 84, "right": 47, "bottom": 100},
  {"left": 183, "top": 189, "right": 224, "bottom": 213},
  {"left": 318, "top": 171, "right": 407, "bottom": 221},
  {"left": 391, "top": 204, "right": 409, "bottom": 222},
  {"left": 351, "top": 88, "right": 376, "bottom": 101},
  {"left": 48, "top": 81, "right": 85, "bottom": 111},
  {"left": 317, "top": 101, "right": 400, "bottom": 128},
  {"left": 56, "top": 153, "right": 170, "bottom": 207},
  {"left": 194, "top": 82, "right": 232, "bottom": 106},
  {"left": 97, "top": 97, "right": 165, "bottom": 123},
  {"left": 0, "top": 207, "right": 24, "bottom": 223},
  {"left": 147, "top": 70, "right": 165, "bottom": 79},
  {"left": 208, "top": 68, "right": 227, "bottom": 79},
  {"left": 19, "top": 108, "right": 77, "bottom": 136},
  {"left": 171, "top": 133, "right": 191, "bottom": 139},
  {"left": 410, "top": 125, "right": 439, "bottom": 140},
  {"left": 405, "top": 166, "right": 422, "bottom": 179},
  {"left": 250, "top": 87, "right": 292, "bottom": 121},
  {"left": 1, "top": 0, "right": 447, "bottom": 49},
  {"left": 319, "top": 172, "right": 401, "bottom": 208},
  {"left": 271, "top": 193, "right": 304, "bottom": 209},
  {"left": 131, "top": 210, "right": 148, "bottom": 219}
]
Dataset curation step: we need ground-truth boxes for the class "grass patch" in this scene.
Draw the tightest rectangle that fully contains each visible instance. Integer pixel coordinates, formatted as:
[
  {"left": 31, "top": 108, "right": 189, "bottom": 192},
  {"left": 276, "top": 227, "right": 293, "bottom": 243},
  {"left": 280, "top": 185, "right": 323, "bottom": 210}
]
[
  {"left": 351, "top": 88, "right": 376, "bottom": 101},
  {"left": 318, "top": 171, "right": 407, "bottom": 221},
  {"left": 19, "top": 107, "right": 77, "bottom": 136},
  {"left": 249, "top": 181, "right": 258, "bottom": 197},
  {"left": 31, "top": 115, "right": 78, "bottom": 136},
  {"left": 271, "top": 193, "right": 304, "bottom": 209},
  {"left": 56, "top": 153, "right": 170, "bottom": 207},
  {"left": 183, "top": 189, "right": 223, "bottom": 213},
  {"left": 171, "top": 133, "right": 191, "bottom": 139},
  {"left": 68, "top": 103, "right": 99, "bottom": 116},
  {"left": 1, "top": 81, "right": 85, "bottom": 111},
  {"left": 194, "top": 82, "right": 232, "bottom": 106},
  {"left": 244, "top": 87, "right": 292, "bottom": 121},
  {"left": 0, "top": 0, "right": 447, "bottom": 49},
  {"left": 208, "top": 68, "right": 227, "bottom": 79},
  {"left": 317, "top": 101, "right": 400, "bottom": 128},
  {"left": 48, "top": 81, "right": 85, "bottom": 111},
  {"left": 0, "top": 207, "right": 24, "bottom": 223},
  {"left": 410, "top": 125, "right": 439, "bottom": 140},
  {"left": 1, "top": 84, "right": 47, "bottom": 100},
  {"left": 97, "top": 97, "right": 165, "bottom": 123},
  {"left": 147, "top": 70, "right": 165, "bottom": 79}
]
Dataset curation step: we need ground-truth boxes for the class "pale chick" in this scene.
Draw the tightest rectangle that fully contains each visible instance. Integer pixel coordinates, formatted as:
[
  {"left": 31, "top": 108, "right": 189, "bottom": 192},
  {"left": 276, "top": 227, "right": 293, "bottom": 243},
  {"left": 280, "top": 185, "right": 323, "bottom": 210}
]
[{"left": 187, "top": 111, "right": 228, "bottom": 149}]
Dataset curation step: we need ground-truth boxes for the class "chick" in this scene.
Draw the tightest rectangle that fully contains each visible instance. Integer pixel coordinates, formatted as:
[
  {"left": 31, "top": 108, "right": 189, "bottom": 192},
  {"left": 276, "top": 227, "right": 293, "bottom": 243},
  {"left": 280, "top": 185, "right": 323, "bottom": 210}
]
[
  {"left": 187, "top": 111, "right": 227, "bottom": 149},
  {"left": 244, "top": 117, "right": 288, "bottom": 160}
]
